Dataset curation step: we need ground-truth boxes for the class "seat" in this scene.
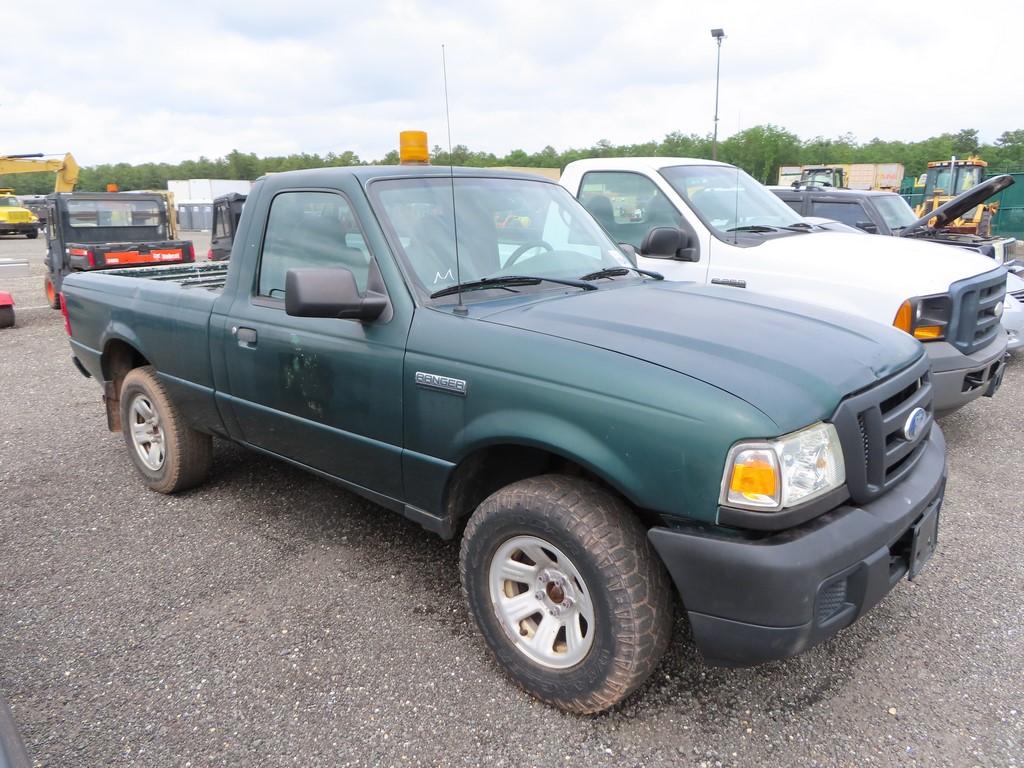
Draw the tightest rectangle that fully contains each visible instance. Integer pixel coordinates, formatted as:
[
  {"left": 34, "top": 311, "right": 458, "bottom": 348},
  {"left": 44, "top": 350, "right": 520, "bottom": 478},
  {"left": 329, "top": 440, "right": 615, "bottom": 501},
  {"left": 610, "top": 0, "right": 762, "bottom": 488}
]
[{"left": 583, "top": 194, "right": 616, "bottom": 232}]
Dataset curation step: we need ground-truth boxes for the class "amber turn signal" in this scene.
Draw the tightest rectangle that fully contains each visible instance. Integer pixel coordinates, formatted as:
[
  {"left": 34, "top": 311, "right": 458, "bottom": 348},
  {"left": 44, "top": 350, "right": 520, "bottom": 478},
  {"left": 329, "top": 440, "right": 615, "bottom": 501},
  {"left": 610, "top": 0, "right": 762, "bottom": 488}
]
[{"left": 893, "top": 299, "right": 913, "bottom": 333}]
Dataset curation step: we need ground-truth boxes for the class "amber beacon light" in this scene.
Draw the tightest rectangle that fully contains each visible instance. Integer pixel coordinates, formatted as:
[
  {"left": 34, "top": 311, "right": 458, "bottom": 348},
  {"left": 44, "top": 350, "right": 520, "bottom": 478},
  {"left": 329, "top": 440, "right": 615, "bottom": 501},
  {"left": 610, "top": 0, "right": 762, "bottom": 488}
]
[{"left": 399, "top": 131, "right": 429, "bottom": 164}]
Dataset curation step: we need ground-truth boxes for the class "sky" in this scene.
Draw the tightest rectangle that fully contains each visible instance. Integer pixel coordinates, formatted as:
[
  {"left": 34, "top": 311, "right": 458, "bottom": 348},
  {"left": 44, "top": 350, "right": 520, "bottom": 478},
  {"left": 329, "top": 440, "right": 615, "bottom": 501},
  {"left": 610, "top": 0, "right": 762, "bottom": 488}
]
[{"left": 4, "top": 0, "right": 1021, "bottom": 166}]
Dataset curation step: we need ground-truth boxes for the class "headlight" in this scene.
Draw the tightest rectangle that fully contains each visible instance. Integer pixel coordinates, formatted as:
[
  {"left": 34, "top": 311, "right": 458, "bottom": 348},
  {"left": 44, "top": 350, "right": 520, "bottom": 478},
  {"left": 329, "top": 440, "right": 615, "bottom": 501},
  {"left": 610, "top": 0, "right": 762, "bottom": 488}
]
[
  {"left": 720, "top": 423, "right": 845, "bottom": 512},
  {"left": 893, "top": 293, "right": 952, "bottom": 341}
]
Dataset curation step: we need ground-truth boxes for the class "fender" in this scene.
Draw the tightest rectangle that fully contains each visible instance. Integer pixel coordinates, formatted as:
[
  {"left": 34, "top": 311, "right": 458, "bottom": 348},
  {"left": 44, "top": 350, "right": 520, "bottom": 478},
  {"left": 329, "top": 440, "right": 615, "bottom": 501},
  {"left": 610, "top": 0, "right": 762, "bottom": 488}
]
[{"left": 455, "top": 409, "right": 644, "bottom": 503}]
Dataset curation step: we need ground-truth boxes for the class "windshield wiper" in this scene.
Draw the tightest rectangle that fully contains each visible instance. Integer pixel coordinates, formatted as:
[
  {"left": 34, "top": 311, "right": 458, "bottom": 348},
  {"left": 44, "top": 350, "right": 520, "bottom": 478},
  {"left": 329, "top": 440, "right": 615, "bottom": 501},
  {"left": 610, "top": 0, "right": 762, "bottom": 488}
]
[
  {"left": 778, "top": 223, "right": 815, "bottom": 232},
  {"left": 724, "top": 225, "right": 779, "bottom": 233},
  {"left": 430, "top": 275, "right": 597, "bottom": 299},
  {"left": 578, "top": 266, "right": 664, "bottom": 281}
]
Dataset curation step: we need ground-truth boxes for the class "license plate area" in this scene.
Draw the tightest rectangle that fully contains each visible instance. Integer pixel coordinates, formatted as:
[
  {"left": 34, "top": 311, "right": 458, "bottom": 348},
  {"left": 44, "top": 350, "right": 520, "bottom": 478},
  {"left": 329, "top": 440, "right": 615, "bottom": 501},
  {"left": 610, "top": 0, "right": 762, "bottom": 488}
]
[{"left": 908, "top": 504, "right": 940, "bottom": 580}]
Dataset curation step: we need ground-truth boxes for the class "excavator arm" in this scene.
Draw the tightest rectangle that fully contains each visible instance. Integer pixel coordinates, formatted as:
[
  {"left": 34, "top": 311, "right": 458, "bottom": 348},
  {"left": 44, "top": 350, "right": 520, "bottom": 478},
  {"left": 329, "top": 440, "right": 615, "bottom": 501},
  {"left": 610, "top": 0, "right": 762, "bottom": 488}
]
[{"left": 0, "top": 153, "right": 80, "bottom": 192}]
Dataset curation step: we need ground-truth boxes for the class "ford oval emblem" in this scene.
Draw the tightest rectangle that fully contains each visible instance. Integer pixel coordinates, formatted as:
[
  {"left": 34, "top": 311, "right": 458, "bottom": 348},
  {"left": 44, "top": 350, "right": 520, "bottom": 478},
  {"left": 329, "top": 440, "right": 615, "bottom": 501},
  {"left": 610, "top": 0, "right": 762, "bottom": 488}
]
[{"left": 903, "top": 407, "right": 928, "bottom": 442}]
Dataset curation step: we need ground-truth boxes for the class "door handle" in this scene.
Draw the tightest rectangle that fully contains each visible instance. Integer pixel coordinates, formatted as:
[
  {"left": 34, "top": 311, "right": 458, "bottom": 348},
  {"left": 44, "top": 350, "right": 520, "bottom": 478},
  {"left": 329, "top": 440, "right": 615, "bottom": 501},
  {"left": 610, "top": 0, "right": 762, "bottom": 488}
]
[
  {"left": 711, "top": 278, "right": 747, "bottom": 288},
  {"left": 232, "top": 326, "right": 258, "bottom": 345}
]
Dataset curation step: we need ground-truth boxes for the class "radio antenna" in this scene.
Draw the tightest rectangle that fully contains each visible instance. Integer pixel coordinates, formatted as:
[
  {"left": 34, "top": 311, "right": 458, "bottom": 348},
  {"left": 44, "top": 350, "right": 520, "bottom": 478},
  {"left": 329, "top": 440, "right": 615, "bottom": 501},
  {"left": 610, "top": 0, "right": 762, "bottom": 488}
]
[{"left": 441, "top": 44, "right": 467, "bottom": 316}]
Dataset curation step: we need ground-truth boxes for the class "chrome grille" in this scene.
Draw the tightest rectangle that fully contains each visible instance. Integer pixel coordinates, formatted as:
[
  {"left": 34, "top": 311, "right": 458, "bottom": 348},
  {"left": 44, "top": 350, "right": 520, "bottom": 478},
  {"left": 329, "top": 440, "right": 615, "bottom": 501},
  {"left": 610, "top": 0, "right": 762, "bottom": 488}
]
[
  {"left": 946, "top": 269, "right": 1007, "bottom": 355},
  {"left": 831, "top": 355, "right": 933, "bottom": 505}
]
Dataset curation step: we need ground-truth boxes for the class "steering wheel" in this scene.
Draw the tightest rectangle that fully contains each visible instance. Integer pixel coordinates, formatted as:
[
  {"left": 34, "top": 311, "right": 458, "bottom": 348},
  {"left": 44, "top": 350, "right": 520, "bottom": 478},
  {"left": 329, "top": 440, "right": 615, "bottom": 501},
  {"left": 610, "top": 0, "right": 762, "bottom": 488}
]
[{"left": 505, "top": 240, "right": 553, "bottom": 268}]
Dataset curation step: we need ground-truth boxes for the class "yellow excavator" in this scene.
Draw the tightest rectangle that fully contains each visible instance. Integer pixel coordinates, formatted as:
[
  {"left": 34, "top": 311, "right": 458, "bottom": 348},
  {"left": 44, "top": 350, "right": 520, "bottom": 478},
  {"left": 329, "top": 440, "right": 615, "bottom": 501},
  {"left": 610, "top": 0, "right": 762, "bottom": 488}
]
[
  {"left": 0, "top": 152, "right": 80, "bottom": 192},
  {"left": 0, "top": 153, "right": 80, "bottom": 239}
]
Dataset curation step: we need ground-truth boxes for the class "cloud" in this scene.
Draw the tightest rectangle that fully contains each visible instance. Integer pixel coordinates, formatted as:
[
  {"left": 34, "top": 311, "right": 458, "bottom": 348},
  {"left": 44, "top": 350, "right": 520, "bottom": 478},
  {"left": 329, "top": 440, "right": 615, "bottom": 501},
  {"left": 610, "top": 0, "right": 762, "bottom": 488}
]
[{"left": 3, "top": 0, "right": 1019, "bottom": 166}]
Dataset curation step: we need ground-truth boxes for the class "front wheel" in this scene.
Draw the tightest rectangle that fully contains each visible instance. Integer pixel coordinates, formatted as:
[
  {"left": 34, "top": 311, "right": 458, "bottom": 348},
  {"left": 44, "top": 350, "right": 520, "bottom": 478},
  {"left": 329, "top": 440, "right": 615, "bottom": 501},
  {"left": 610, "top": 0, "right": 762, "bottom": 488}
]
[
  {"left": 460, "top": 475, "right": 673, "bottom": 714},
  {"left": 25, "top": 229, "right": 38, "bottom": 240},
  {"left": 119, "top": 366, "right": 212, "bottom": 493}
]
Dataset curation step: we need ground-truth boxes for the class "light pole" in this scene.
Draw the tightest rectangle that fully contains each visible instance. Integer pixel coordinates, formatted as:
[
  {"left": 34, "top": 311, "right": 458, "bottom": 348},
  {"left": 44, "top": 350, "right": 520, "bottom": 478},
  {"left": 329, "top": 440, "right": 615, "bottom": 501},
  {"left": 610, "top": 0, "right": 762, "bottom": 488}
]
[{"left": 711, "top": 28, "right": 725, "bottom": 161}]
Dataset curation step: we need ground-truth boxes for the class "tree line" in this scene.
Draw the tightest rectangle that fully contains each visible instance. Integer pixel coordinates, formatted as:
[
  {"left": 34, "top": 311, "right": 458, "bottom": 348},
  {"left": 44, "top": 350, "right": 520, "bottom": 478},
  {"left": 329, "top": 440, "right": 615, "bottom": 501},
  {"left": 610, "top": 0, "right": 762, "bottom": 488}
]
[{"left": 5, "top": 126, "right": 1024, "bottom": 195}]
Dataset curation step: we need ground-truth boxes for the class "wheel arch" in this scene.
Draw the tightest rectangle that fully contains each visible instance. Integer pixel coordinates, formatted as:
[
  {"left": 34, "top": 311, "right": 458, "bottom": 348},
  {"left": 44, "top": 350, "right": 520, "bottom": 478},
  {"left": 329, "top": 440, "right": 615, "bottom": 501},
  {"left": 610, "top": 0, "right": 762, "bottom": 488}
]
[
  {"left": 100, "top": 337, "right": 151, "bottom": 431},
  {"left": 442, "top": 438, "right": 658, "bottom": 534}
]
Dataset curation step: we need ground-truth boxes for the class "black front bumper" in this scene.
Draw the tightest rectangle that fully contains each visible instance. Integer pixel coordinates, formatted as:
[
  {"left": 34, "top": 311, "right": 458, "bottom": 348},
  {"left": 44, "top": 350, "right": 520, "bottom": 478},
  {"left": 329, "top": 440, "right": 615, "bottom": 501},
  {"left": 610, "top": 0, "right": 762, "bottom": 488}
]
[{"left": 648, "top": 427, "right": 947, "bottom": 666}]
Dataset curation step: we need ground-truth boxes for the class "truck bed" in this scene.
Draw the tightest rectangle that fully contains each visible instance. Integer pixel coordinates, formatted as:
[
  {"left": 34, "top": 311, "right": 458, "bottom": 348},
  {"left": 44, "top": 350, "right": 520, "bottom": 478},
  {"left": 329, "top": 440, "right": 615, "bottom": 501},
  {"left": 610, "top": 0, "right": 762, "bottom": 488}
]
[
  {"left": 62, "top": 261, "right": 231, "bottom": 434},
  {"left": 89, "top": 261, "right": 230, "bottom": 293}
]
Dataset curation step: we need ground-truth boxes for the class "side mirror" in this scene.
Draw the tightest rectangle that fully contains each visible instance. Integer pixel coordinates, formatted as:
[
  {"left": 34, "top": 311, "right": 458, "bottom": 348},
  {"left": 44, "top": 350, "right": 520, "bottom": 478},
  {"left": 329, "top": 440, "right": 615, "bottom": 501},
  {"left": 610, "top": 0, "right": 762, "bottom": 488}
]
[
  {"left": 618, "top": 242, "right": 638, "bottom": 266},
  {"left": 856, "top": 221, "right": 879, "bottom": 234},
  {"left": 640, "top": 227, "right": 699, "bottom": 262},
  {"left": 285, "top": 267, "right": 387, "bottom": 321}
]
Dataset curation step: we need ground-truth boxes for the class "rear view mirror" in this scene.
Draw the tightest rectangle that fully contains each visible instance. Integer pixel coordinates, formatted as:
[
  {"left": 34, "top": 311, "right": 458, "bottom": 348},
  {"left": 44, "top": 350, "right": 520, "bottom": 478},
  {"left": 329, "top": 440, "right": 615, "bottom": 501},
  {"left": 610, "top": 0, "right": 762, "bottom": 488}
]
[
  {"left": 856, "top": 221, "right": 879, "bottom": 234},
  {"left": 285, "top": 267, "right": 387, "bottom": 321},
  {"left": 640, "top": 227, "right": 699, "bottom": 262}
]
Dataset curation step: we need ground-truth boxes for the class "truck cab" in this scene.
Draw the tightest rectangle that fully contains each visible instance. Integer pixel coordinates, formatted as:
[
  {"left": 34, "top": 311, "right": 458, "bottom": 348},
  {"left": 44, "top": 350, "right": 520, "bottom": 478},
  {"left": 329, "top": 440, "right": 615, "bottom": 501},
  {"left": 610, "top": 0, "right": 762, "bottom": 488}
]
[
  {"left": 794, "top": 166, "right": 846, "bottom": 189},
  {"left": 43, "top": 191, "right": 194, "bottom": 308},
  {"left": 0, "top": 189, "right": 39, "bottom": 238},
  {"left": 560, "top": 157, "right": 1008, "bottom": 416}
]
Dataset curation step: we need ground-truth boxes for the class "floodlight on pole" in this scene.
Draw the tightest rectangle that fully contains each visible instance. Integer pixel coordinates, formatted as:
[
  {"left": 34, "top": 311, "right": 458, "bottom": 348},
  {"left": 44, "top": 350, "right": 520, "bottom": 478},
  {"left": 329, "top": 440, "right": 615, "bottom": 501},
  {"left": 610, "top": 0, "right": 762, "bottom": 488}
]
[{"left": 711, "top": 28, "right": 725, "bottom": 161}]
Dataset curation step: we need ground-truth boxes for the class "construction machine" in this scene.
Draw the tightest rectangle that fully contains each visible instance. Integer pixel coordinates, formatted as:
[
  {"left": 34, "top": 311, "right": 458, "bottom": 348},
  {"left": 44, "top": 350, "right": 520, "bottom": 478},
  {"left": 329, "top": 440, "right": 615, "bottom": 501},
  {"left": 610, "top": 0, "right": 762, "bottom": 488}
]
[
  {"left": 0, "top": 152, "right": 80, "bottom": 192},
  {"left": 911, "top": 156, "right": 994, "bottom": 235}
]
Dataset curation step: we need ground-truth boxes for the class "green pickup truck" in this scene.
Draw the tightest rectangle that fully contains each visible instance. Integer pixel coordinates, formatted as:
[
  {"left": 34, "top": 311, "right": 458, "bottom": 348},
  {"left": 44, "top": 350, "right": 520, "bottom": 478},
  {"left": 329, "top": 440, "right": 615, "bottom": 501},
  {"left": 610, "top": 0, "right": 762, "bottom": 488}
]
[{"left": 62, "top": 165, "right": 947, "bottom": 714}]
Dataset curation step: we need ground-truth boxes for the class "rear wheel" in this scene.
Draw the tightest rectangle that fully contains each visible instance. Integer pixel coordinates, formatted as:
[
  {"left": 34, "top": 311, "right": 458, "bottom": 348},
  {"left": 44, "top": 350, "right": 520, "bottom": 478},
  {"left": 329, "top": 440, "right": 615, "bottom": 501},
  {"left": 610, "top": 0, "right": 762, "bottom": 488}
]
[
  {"left": 44, "top": 277, "right": 60, "bottom": 309},
  {"left": 119, "top": 366, "right": 212, "bottom": 493},
  {"left": 25, "top": 229, "right": 38, "bottom": 240},
  {"left": 0, "top": 306, "right": 13, "bottom": 329},
  {"left": 460, "top": 474, "right": 673, "bottom": 714}
]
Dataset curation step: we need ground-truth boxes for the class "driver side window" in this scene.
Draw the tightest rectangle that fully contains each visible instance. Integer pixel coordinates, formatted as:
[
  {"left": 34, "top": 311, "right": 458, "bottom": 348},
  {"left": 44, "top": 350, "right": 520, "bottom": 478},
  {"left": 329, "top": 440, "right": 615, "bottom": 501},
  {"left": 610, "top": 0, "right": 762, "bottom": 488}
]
[
  {"left": 258, "top": 191, "right": 372, "bottom": 299},
  {"left": 578, "top": 172, "right": 684, "bottom": 249}
]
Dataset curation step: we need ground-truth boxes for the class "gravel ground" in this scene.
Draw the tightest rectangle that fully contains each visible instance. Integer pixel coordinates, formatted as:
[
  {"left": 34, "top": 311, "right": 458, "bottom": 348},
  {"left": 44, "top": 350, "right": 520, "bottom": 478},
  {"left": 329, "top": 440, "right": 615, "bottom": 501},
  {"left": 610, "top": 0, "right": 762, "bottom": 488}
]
[{"left": 0, "top": 233, "right": 1021, "bottom": 767}]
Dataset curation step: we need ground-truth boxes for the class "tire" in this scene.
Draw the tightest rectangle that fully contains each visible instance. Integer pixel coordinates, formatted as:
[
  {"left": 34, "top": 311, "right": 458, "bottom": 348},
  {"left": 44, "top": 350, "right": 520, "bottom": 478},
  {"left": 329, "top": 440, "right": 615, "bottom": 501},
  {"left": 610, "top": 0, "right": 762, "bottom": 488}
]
[
  {"left": 119, "top": 366, "right": 212, "bottom": 493},
  {"left": 0, "top": 306, "right": 13, "bottom": 329},
  {"left": 460, "top": 474, "right": 673, "bottom": 714},
  {"left": 25, "top": 229, "right": 38, "bottom": 240},
  {"left": 44, "top": 277, "right": 61, "bottom": 309}
]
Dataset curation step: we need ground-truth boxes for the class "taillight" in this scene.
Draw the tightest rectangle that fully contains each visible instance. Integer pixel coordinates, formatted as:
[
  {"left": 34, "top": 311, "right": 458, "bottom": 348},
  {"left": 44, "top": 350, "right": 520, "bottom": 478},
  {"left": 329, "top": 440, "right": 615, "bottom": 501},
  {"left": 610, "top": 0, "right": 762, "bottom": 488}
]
[
  {"left": 59, "top": 293, "right": 72, "bottom": 336},
  {"left": 87, "top": 250, "right": 96, "bottom": 267},
  {"left": 206, "top": 248, "right": 213, "bottom": 261}
]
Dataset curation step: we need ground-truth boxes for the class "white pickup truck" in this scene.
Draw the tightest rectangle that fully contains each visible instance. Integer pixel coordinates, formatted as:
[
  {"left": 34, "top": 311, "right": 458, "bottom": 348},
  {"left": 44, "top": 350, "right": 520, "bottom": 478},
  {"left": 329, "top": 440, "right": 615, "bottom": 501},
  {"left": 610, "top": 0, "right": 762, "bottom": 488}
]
[{"left": 560, "top": 158, "right": 1009, "bottom": 416}]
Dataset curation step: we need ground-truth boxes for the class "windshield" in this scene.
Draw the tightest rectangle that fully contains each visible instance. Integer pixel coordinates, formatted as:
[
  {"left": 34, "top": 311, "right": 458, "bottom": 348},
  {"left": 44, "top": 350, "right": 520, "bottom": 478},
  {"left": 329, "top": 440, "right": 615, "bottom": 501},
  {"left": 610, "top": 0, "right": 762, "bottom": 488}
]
[
  {"left": 66, "top": 199, "right": 162, "bottom": 228},
  {"left": 873, "top": 194, "right": 918, "bottom": 230},
  {"left": 925, "top": 165, "right": 984, "bottom": 197},
  {"left": 370, "top": 177, "right": 632, "bottom": 301},
  {"left": 802, "top": 169, "right": 838, "bottom": 186},
  {"left": 0, "top": 197, "right": 22, "bottom": 208},
  {"left": 659, "top": 165, "right": 805, "bottom": 235}
]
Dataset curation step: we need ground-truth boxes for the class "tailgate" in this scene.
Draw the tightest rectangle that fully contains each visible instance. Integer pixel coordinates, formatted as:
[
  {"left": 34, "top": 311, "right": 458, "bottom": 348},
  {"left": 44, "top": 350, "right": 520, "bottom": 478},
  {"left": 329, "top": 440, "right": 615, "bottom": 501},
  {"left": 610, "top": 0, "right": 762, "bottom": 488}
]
[{"left": 68, "top": 240, "right": 195, "bottom": 269}]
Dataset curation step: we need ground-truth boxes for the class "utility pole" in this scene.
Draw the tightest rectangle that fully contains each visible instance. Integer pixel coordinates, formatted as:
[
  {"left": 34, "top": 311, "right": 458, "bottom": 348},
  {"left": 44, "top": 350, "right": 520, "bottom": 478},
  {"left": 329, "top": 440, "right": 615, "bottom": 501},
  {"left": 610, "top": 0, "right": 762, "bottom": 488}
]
[{"left": 711, "top": 28, "right": 725, "bottom": 161}]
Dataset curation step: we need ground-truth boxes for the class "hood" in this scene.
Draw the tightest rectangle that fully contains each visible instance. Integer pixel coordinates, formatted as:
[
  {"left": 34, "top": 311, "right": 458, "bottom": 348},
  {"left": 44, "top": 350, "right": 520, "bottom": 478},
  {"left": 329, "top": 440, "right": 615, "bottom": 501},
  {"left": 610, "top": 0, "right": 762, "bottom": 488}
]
[
  {"left": 480, "top": 281, "right": 923, "bottom": 432},
  {"left": 900, "top": 174, "right": 1014, "bottom": 236},
  {"left": 747, "top": 230, "right": 1001, "bottom": 298}
]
